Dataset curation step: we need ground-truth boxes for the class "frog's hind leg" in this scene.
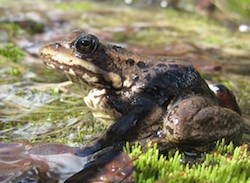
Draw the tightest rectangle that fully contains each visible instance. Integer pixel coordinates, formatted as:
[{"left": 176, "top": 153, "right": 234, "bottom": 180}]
[{"left": 163, "top": 96, "right": 243, "bottom": 151}]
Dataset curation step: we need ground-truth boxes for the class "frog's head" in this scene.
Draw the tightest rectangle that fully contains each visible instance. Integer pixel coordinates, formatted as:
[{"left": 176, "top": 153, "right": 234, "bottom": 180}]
[{"left": 39, "top": 31, "right": 127, "bottom": 89}]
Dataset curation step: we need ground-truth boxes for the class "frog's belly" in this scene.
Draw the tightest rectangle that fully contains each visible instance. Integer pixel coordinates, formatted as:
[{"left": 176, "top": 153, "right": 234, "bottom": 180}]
[{"left": 84, "top": 88, "right": 121, "bottom": 125}]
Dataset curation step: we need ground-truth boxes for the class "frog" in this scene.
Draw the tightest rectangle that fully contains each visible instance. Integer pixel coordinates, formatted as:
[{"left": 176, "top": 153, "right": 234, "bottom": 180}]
[{"left": 39, "top": 30, "right": 243, "bottom": 153}]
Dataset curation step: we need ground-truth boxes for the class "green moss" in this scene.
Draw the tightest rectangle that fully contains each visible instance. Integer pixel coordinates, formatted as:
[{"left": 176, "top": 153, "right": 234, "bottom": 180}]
[
  {"left": 0, "top": 66, "right": 24, "bottom": 84},
  {"left": 0, "top": 43, "right": 25, "bottom": 84},
  {"left": 0, "top": 23, "right": 25, "bottom": 39},
  {"left": 0, "top": 91, "right": 105, "bottom": 146},
  {"left": 222, "top": 0, "right": 250, "bottom": 19},
  {"left": 124, "top": 141, "right": 250, "bottom": 183},
  {"left": 7, "top": 67, "right": 21, "bottom": 76},
  {"left": 0, "top": 43, "right": 24, "bottom": 62},
  {"left": 55, "top": 1, "right": 95, "bottom": 11},
  {"left": 205, "top": 34, "right": 225, "bottom": 45},
  {"left": 26, "top": 21, "right": 44, "bottom": 34}
]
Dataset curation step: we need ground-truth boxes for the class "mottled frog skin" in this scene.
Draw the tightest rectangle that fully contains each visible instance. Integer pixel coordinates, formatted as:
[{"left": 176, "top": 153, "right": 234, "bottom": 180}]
[{"left": 39, "top": 30, "right": 243, "bottom": 151}]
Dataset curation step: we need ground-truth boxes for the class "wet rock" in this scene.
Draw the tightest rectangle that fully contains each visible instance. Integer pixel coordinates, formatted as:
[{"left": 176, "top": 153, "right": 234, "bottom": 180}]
[
  {"left": 0, "top": 142, "right": 85, "bottom": 182},
  {"left": 0, "top": 142, "right": 135, "bottom": 183},
  {"left": 66, "top": 150, "right": 134, "bottom": 183}
]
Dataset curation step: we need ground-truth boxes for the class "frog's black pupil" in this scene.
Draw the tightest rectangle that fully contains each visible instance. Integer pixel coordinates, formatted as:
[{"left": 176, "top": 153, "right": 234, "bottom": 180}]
[
  {"left": 75, "top": 35, "right": 98, "bottom": 54},
  {"left": 81, "top": 39, "right": 91, "bottom": 46}
]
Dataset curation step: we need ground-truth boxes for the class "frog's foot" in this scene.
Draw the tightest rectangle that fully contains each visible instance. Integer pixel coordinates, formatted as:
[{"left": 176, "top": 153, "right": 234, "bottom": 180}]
[
  {"left": 84, "top": 88, "right": 121, "bottom": 125},
  {"left": 163, "top": 96, "right": 243, "bottom": 150}
]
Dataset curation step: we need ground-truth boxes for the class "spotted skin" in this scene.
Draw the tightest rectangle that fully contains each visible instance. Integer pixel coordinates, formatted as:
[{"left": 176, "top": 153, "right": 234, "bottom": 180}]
[{"left": 39, "top": 30, "right": 243, "bottom": 152}]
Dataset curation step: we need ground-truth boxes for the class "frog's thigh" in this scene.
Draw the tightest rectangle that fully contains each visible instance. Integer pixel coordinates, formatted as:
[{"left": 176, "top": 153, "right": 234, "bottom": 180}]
[{"left": 163, "top": 96, "right": 243, "bottom": 144}]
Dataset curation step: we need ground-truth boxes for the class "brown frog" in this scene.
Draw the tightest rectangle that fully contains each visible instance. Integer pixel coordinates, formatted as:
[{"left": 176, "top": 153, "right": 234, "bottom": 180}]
[{"left": 39, "top": 30, "right": 243, "bottom": 153}]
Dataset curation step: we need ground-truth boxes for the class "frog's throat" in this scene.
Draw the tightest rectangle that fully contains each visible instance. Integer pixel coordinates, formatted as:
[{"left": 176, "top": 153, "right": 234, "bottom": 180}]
[{"left": 40, "top": 49, "right": 122, "bottom": 89}]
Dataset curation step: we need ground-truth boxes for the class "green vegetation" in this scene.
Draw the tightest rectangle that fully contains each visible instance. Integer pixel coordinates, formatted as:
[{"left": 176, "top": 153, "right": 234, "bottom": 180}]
[
  {"left": 124, "top": 140, "right": 250, "bottom": 183},
  {"left": 0, "top": 43, "right": 24, "bottom": 62},
  {"left": 55, "top": 1, "right": 95, "bottom": 11},
  {"left": 7, "top": 67, "right": 21, "bottom": 76},
  {"left": 216, "top": 0, "right": 250, "bottom": 19},
  {"left": 0, "top": 43, "right": 25, "bottom": 83},
  {"left": 0, "top": 23, "right": 25, "bottom": 39},
  {"left": 0, "top": 91, "right": 105, "bottom": 146}
]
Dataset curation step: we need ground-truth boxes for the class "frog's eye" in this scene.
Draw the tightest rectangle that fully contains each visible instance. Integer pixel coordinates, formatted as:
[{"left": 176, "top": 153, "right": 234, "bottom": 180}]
[{"left": 74, "top": 34, "right": 99, "bottom": 55}]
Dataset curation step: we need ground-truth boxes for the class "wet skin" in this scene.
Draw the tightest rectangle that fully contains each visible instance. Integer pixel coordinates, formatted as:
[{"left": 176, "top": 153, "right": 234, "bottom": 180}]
[{"left": 39, "top": 30, "right": 243, "bottom": 153}]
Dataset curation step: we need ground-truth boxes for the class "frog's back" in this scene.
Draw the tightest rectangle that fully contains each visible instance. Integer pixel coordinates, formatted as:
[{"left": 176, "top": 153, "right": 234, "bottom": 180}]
[{"left": 139, "top": 58, "right": 215, "bottom": 100}]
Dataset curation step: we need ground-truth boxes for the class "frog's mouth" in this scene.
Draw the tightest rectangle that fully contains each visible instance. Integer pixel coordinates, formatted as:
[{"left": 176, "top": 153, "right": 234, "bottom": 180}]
[{"left": 39, "top": 44, "right": 122, "bottom": 89}]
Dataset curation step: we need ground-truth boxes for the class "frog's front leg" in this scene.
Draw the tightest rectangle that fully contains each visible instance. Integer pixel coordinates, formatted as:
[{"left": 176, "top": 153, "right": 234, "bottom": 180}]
[
  {"left": 71, "top": 98, "right": 164, "bottom": 182},
  {"left": 84, "top": 88, "right": 122, "bottom": 125},
  {"left": 77, "top": 96, "right": 163, "bottom": 156},
  {"left": 99, "top": 96, "right": 164, "bottom": 147},
  {"left": 163, "top": 96, "right": 243, "bottom": 150}
]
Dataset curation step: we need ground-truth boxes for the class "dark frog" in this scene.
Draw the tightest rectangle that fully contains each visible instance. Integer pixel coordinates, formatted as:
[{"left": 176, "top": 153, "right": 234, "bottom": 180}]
[{"left": 39, "top": 30, "right": 243, "bottom": 152}]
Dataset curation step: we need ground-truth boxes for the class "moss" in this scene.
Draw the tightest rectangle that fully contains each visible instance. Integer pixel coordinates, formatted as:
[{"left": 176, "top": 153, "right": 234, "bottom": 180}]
[
  {"left": 0, "top": 23, "right": 25, "bottom": 39},
  {"left": 0, "top": 43, "right": 25, "bottom": 62},
  {"left": 0, "top": 91, "right": 106, "bottom": 146},
  {"left": 0, "top": 43, "right": 26, "bottom": 84},
  {"left": 0, "top": 66, "right": 24, "bottom": 84},
  {"left": 54, "top": 1, "right": 95, "bottom": 11},
  {"left": 6, "top": 67, "right": 21, "bottom": 76},
  {"left": 218, "top": 0, "right": 250, "bottom": 19},
  {"left": 124, "top": 140, "right": 250, "bottom": 183}
]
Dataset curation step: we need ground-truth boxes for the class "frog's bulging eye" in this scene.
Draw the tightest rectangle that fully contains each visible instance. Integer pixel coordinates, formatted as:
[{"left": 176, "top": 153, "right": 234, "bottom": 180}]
[{"left": 74, "top": 34, "right": 99, "bottom": 55}]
